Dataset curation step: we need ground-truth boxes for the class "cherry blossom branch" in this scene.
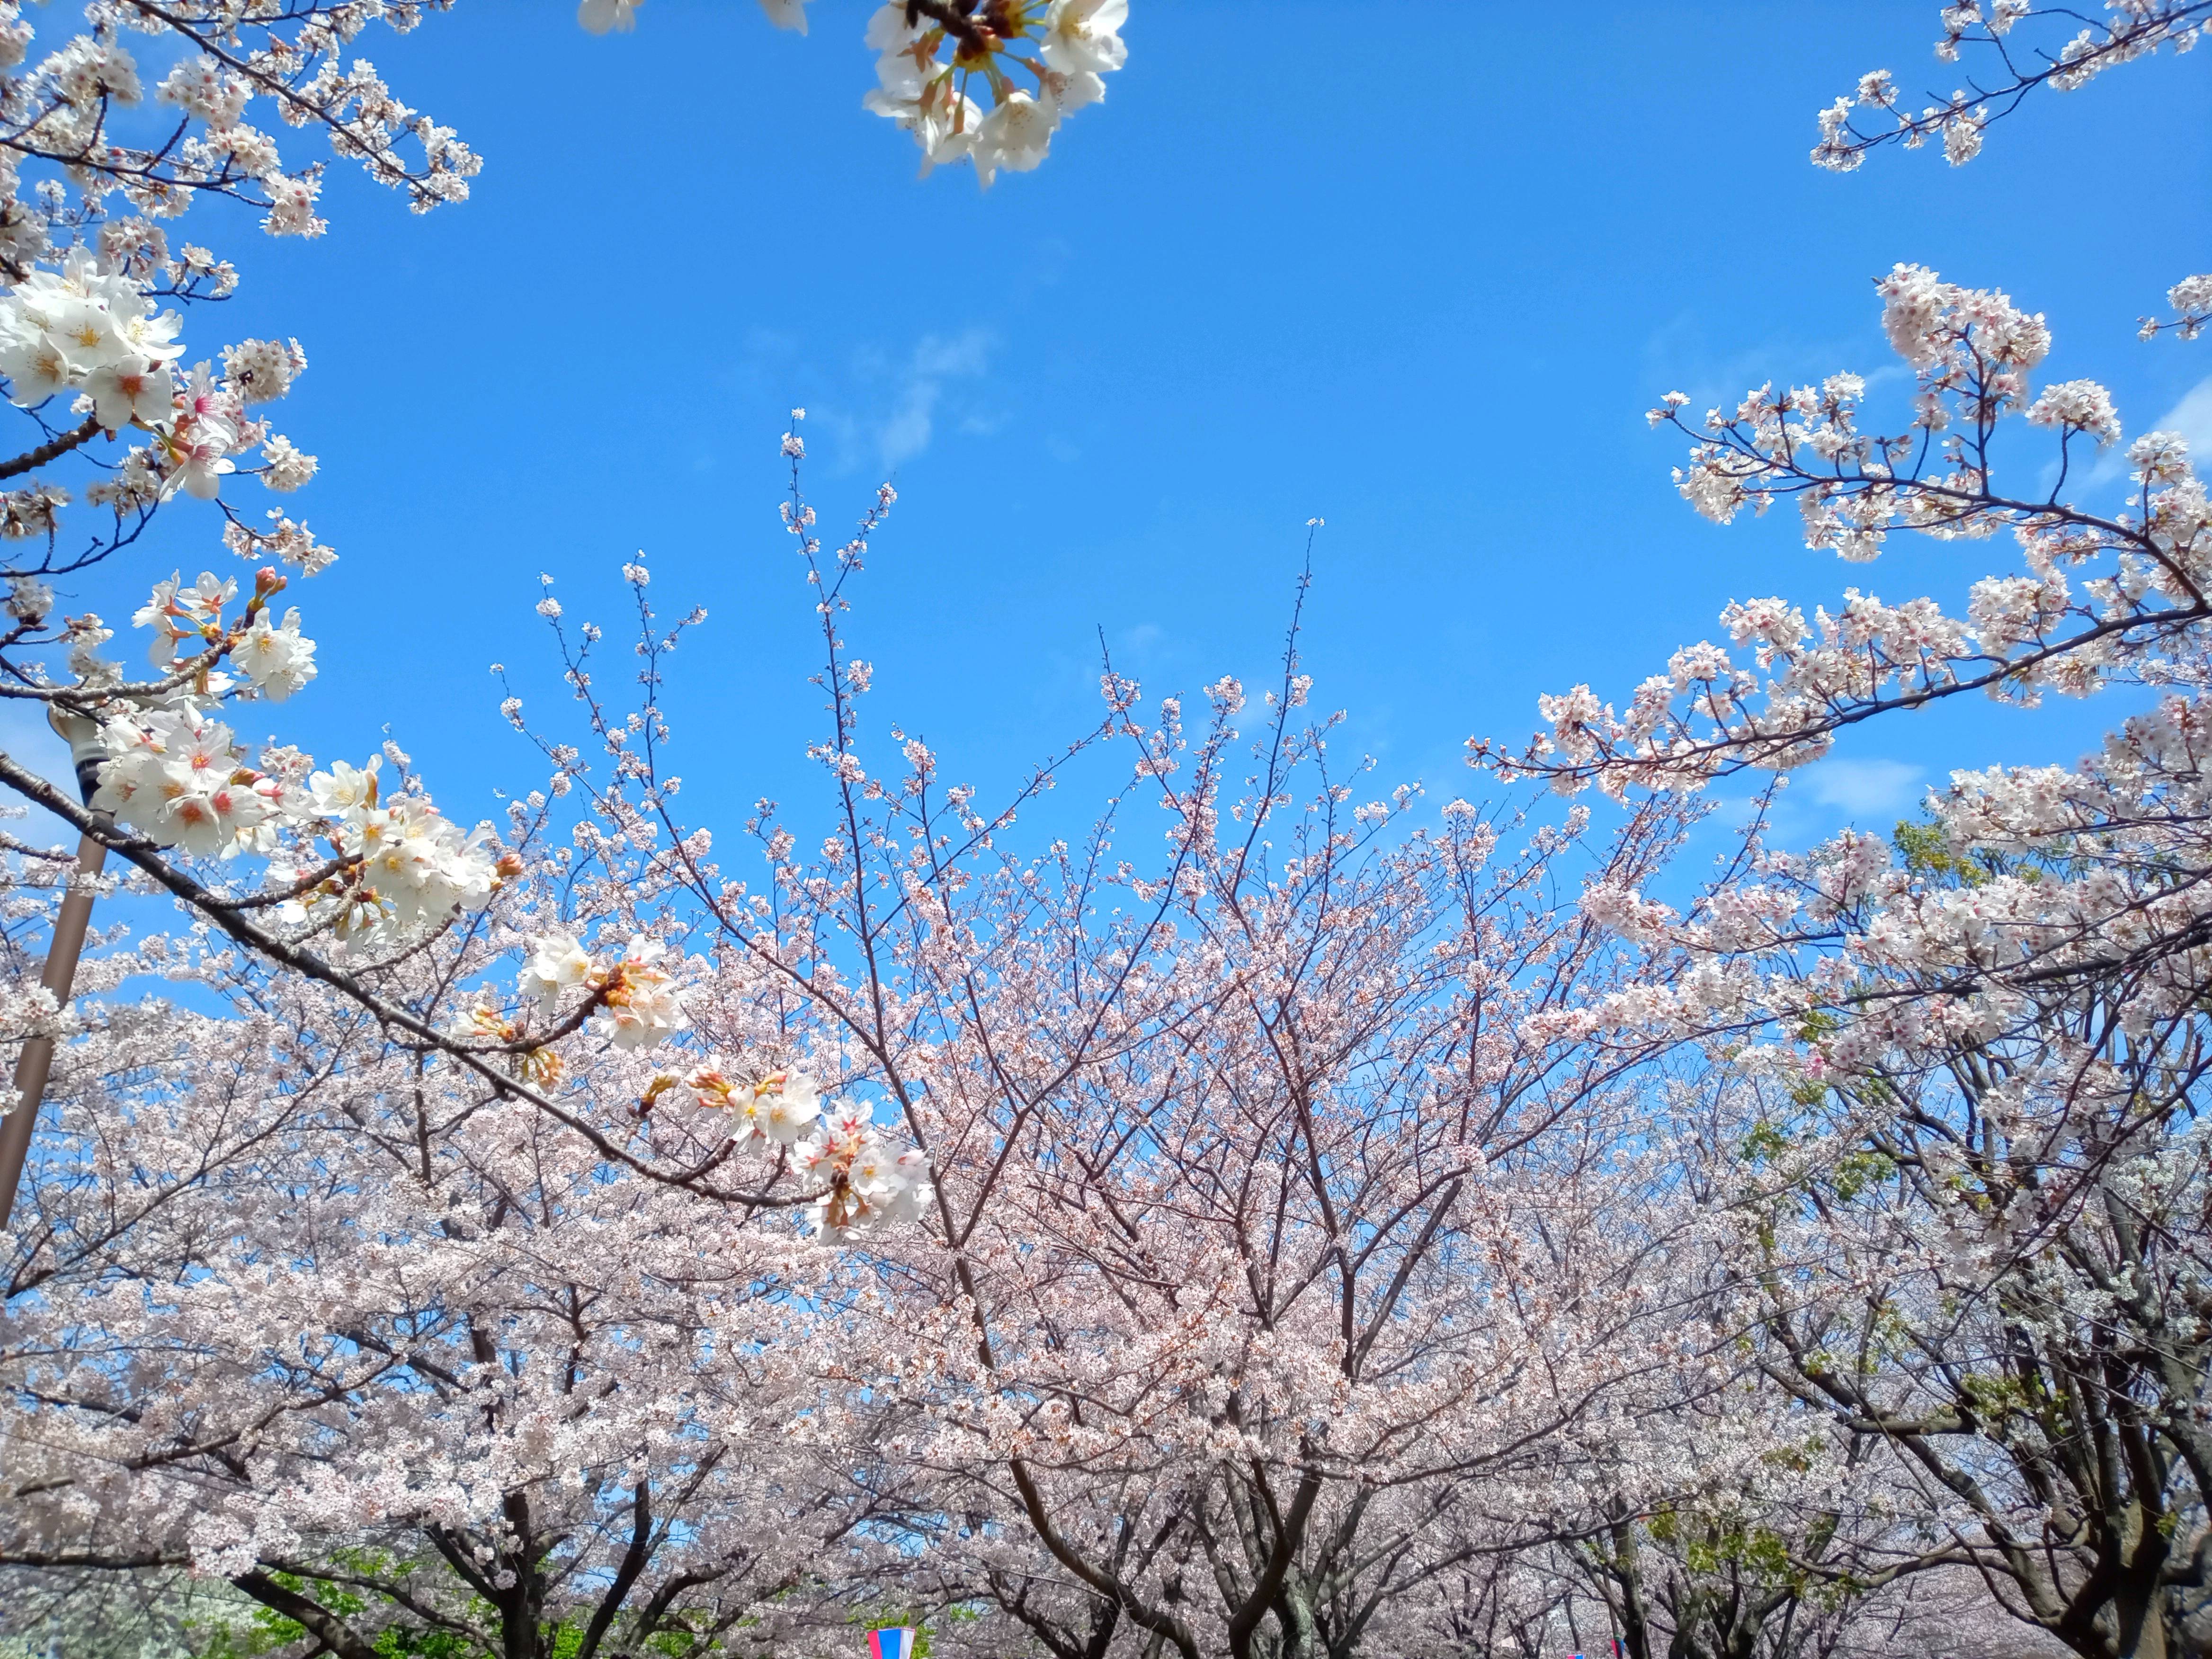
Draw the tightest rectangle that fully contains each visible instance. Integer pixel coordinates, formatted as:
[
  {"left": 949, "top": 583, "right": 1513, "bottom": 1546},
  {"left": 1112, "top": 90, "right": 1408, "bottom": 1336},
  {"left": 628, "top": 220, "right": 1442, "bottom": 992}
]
[
  {"left": 1811, "top": 1, "right": 2212, "bottom": 171},
  {"left": 0, "top": 748, "right": 818, "bottom": 1209},
  {"left": 0, "top": 415, "right": 99, "bottom": 482}
]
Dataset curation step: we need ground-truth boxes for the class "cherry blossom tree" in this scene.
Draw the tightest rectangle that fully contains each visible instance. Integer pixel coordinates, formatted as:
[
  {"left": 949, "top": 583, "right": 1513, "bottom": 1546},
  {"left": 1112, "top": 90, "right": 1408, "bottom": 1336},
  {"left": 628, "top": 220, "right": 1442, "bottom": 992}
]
[
  {"left": 1554, "top": 1328, "right": 2001, "bottom": 1659},
  {"left": 1732, "top": 946, "right": 2212, "bottom": 1659},
  {"left": 410, "top": 440, "right": 1818, "bottom": 1659},
  {"left": 0, "top": 807, "right": 950, "bottom": 1655},
  {"left": 0, "top": 761, "right": 995, "bottom": 1654},
  {"left": 591, "top": 508, "right": 1753, "bottom": 1656},
  {"left": 1473, "top": 8, "right": 2212, "bottom": 1653}
]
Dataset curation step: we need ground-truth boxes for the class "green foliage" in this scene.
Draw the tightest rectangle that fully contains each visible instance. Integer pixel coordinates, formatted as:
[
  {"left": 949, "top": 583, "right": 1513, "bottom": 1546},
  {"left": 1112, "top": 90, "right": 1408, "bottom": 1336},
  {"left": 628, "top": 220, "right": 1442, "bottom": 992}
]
[
  {"left": 375, "top": 1624, "right": 491, "bottom": 1659},
  {"left": 196, "top": 1568, "right": 403, "bottom": 1659},
  {"left": 1827, "top": 1146, "right": 1895, "bottom": 1201},
  {"left": 196, "top": 1605, "right": 306, "bottom": 1659},
  {"left": 1893, "top": 812, "right": 2064, "bottom": 890},
  {"left": 1957, "top": 1371, "right": 2034, "bottom": 1420},
  {"left": 1645, "top": 1506, "right": 1835, "bottom": 1607},
  {"left": 1738, "top": 1121, "right": 1790, "bottom": 1166},
  {"left": 1893, "top": 818, "right": 1991, "bottom": 887},
  {"left": 187, "top": 1555, "right": 513, "bottom": 1659}
]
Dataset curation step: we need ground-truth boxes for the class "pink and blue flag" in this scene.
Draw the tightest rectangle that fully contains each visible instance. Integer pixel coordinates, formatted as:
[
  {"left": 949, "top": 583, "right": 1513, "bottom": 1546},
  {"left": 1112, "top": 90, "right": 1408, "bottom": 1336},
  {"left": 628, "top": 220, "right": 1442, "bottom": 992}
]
[{"left": 870, "top": 1629, "right": 916, "bottom": 1659}]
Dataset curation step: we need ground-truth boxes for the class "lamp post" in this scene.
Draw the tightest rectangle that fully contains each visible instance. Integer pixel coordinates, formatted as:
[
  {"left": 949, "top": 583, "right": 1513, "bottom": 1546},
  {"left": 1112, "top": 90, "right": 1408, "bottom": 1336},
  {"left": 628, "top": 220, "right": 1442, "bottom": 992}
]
[{"left": 0, "top": 711, "right": 108, "bottom": 1232}]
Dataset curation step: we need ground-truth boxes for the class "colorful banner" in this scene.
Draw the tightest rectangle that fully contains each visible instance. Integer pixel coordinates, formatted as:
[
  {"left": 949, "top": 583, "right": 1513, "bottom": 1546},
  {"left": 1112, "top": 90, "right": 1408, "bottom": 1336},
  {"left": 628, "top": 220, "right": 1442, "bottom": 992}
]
[{"left": 870, "top": 1628, "right": 916, "bottom": 1659}]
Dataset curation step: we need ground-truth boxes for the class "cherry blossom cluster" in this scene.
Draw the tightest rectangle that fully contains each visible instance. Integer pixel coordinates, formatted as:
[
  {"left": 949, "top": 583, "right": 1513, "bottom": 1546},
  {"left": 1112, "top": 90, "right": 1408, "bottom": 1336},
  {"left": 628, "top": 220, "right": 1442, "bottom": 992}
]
[
  {"left": 678, "top": 1065, "right": 932, "bottom": 1236},
  {"left": 66, "top": 567, "right": 493, "bottom": 947},
  {"left": 579, "top": 0, "right": 1131, "bottom": 185},
  {"left": 131, "top": 567, "right": 313, "bottom": 689},
  {"left": 2141, "top": 270, "right": 2212, "bottom": 339},
  {"left": 1559, "top": 682, "right": 2212, "bottom": 1063},
  {"left": 519, "top": 928, "right": 689, "bottom": 1052},
  {"left": 863, "top": 1, "right": 1128, "bottom": 184},
  {"left": 27, "top": 555, "right": 505, "bottom": 954},
  {"left": 89, "top": 702, "right": 284, "bottom": 859},
  {"left": 513, "top": 903, "right": 928, "bottom": 1240},
  {"left": 0, "top": 250, "right": 181, "bottom": 431},
  {"left": 93, "top": 710, "right": 498, "bottom": 947},
  {"left": 0, "top": 250, "right": 312, "bottom": 534},
  {"left": 270, "top": 764, "right": 500, "bottom": 946}
]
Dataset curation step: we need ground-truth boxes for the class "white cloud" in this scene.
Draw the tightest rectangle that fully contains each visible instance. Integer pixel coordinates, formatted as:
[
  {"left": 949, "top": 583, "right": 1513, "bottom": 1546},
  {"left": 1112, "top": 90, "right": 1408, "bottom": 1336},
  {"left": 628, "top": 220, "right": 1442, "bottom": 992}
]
[
  {"left": 879, "top": 329, "right": 992, "bottom": 470},
  {"left": 1800, "top": 756, "right": 1926, "bottom": 819},
  {"left": 2090, "top": 370, "right": 2212, "bottom": 485},
  {"left": 2153, "top": 371, "right": 2212, "bottom": 461}
]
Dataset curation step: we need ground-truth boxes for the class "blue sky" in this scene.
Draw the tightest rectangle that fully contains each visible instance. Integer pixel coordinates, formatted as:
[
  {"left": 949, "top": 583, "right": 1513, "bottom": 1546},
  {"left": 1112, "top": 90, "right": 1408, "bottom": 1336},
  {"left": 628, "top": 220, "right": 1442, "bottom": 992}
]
[{"left": 43, "top": 0, "right": 2210, "bottom": 863}]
